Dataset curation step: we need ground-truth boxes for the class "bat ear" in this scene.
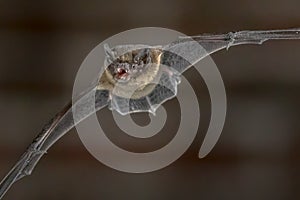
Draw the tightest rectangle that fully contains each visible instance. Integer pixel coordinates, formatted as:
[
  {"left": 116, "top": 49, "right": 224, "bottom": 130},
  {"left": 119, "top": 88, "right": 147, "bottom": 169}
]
[
  {"left": 134, "top": 48, "right": 151, "bottom": 64},
  {"left": 153, "top": 49, "right": 163, "bottom": 59},
  {"left": 104, "top": 43, "right": 116, "bottom": 62}
]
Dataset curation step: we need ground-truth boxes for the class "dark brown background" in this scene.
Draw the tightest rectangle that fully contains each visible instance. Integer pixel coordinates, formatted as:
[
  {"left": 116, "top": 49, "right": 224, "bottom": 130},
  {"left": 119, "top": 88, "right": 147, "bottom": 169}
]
[{"left": 0, "top": 0, "right": 299, "bottom": 199}]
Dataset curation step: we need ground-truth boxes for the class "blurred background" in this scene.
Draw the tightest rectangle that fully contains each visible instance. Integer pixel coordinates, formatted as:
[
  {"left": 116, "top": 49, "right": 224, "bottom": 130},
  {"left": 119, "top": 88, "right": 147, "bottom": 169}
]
[{"left": 0, "top": 0, "right": 299, "bottom": 199}]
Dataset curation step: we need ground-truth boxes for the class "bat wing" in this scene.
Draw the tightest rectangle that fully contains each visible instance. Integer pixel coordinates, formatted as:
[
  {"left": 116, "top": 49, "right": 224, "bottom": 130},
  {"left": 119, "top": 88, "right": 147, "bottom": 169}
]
[
  {"left": 0, "top": 88, "right": 110, "bottom": 199},
  {"left": 163, "top": 28, "right": 300, "bottom": 73}
]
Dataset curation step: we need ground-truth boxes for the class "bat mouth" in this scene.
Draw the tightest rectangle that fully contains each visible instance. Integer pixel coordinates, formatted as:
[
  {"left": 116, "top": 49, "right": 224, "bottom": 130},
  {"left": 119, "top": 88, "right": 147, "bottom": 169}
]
[
  {"left": 117, "top": 68, "right": 127, "bottom": 74},
  {"left": 115, "top": 67, "right": 129, "bottom": 81}
]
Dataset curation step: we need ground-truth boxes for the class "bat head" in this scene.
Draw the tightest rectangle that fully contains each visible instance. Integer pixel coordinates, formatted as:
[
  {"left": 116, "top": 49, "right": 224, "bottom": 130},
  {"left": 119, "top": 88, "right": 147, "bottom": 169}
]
[
  {"left": 104, "top": 44, "right": 162, "bottom": 82},
  {"left": 101, "top": 44, "right": 163, "bottom": 99},
  {"left": 105, "top": 46, "right": 150, "bottom": 83}
]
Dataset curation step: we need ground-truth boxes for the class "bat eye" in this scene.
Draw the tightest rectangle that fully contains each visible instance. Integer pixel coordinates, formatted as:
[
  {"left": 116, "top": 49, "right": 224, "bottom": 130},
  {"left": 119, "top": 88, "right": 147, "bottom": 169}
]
[{"left": 132, "top": 64, "right": 137, "bottom": 69}]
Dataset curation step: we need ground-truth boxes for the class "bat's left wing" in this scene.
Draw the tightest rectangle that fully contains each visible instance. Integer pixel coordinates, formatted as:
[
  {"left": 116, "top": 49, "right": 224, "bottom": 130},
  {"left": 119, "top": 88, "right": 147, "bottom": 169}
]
[
  {"left": 161, "top": 28, "right": 300, "bottom": 159},
  {"left": 163, "top": 28, "right": 300, "bottom": 73}
]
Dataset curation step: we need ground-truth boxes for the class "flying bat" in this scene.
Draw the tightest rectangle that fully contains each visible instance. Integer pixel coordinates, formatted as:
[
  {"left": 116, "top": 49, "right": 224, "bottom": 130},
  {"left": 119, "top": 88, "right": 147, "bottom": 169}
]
[{"left": 0, "top": 28, "right": 299, "bottom": 199}]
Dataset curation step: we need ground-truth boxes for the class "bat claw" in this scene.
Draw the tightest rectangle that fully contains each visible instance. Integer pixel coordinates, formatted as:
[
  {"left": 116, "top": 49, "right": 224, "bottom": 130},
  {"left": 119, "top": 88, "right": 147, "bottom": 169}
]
[{"left": 226, "top": 32, "right": 236, "bottom": 50}]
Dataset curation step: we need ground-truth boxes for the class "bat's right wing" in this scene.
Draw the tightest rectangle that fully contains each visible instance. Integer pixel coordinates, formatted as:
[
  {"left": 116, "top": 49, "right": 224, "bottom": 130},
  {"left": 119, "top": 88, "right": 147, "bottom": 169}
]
[{"left": 0, "top": 88, "right": 110, "bottom": 199}]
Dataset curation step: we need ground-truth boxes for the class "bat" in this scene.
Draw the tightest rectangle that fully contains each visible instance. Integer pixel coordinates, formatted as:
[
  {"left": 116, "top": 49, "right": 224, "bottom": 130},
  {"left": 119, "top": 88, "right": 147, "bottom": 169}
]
[{"left": 0, "top": 28, "right": 299, "bottom": 199}]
